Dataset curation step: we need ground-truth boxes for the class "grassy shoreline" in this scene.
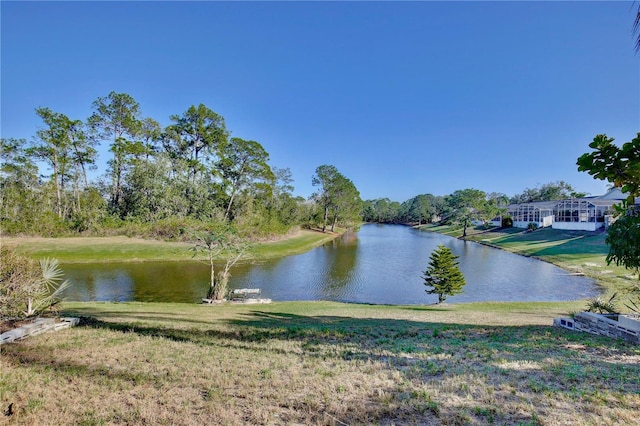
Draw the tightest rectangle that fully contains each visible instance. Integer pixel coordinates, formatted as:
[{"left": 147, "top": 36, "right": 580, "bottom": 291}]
[
  {"left": 1, "top": 229, "right": 340, "bottom": 264},
  {"left": 2, "top": 300, "right": 638, "bottom": 425},
  {"left": 420, "top": 224, "right": 639, "bottom": 303},
  {"left": 2, "top": 225, "right": 640, "bottom": 424}
]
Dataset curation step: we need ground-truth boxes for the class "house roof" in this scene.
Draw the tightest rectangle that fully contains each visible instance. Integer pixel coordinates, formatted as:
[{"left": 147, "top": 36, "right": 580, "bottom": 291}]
[{"left": 507, "top": 200, "right": 558, "bottom": 210}]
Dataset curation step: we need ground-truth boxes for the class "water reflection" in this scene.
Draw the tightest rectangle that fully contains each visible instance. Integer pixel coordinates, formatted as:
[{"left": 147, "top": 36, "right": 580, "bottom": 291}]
[{"left": 62, "top": 224, "right": 600, "bottom": 304}]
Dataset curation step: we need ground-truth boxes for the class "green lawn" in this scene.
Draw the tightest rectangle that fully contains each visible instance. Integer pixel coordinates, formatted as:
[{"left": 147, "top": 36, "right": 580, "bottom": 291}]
[
  {"left": 2, "top": 301, "right": 638, "bottom": 425},
  {"left": 421, "top": 224, "right": 639, "bottom": 304},
  {"left": 2, "top": 229, "right": 338, "bottom": 264}
]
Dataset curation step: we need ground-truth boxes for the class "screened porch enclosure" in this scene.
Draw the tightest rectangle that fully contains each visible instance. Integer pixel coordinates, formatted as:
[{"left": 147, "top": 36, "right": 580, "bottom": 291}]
[
  {"left": 508, "top": 201, "right": 556, "bottom": 228},
  {"left": 552, "top": 199, "right": 614, "bottom": 230}
]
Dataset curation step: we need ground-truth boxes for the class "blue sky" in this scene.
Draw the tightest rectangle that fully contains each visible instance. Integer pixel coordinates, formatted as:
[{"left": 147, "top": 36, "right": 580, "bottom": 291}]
[{"left": 2, "top": 1, "right": 638, "bottom": 202}]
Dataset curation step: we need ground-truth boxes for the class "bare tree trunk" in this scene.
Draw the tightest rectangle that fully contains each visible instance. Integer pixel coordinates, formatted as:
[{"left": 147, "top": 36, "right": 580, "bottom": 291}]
[{"left": 322, "top": 205, "right": 329, "bottom": 232}]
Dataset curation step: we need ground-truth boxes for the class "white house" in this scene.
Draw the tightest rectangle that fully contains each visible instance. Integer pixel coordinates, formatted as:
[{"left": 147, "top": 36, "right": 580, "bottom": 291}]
[{"left": 506, "top": 188, "right": 626, "bottom": 232}]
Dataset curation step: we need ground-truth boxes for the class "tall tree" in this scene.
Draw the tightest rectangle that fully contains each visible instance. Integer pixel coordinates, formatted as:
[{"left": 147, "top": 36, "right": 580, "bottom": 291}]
[
  {"left": 88, "top": 92, "right": 142, "bottom": 211},
  {"left": 445, "top": 188, "right": 487, "bottom": 237},
  {"left": 577, "top": 133, "right": 640, "bottom": 278},
  {"left": 166, "top": 104, "right": 227, "bottom": 184},
  {"left": 510, "top": 181, "right": 584, "bottom": 204},
  {"left": 219, "top": 137, "right": 274, "bottom": 220},
  {"left": 328, "top": 174, "right": 362, "bottom": 232},
  {"left": 29, "top": 107, "right": 75, "bottom": 218},
  {"left": 311, "top": 165, "right": 361, "bottom": 232},
  {"left": 164, "top": 104, "right": 228, "bottom": 216},
  {"left": 422, "top": 245, "right": 466, "bottom": 304},
  {"left": 67, "top": 119, "right": 97, "bottom": 215},
  {"left": 312, "top": 165, "right": 341, "bottom": 232}
]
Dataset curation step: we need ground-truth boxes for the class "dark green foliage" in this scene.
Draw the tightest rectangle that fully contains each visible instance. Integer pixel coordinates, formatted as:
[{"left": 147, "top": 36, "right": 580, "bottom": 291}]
[
  {"left": 510, "top": 181, "right": 584, "bottom": 204},
  {"left": 444, "top": 188, "right": 487, "bottom": 237},
  {"left": 311, "top": 165, "right": 362, "bottom": 232},
  {"left": 577, "top": 133, "right": 640, "bottom": 279},
  {"left": 1, "top": 94, "right": 315, "bottom": 238},
  {"left": 605, "top": 212, "right": 640, "bottom": 277},
  {"left": 422, "top": 245, "right": 466, "bottom": 303}
]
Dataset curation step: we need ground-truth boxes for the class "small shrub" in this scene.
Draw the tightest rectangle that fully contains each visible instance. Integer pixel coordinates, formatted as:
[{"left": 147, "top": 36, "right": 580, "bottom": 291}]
[
  {"left": 585, "top": 293, "right": 618, "bottom": 314},
  {"left": 527, "top": 222, "right": 538, "bottom": 231},
  {"left": 502, "top": 216, "right": 513, "bottom": 227},
  {"left": 422, "top": 245, "right": 466, "bottom": 303},
  {"left": 0, "top": 247, "right": 70, "bottom": 319}
]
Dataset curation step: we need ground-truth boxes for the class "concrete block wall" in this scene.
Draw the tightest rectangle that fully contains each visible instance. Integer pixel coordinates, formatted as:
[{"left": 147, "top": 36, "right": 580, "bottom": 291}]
[
  {"left": 555, "top": 312, "right": 640, "bottom": 345},
  {"left": 1, "top": 317, "right": 79, "bottom": 345}
]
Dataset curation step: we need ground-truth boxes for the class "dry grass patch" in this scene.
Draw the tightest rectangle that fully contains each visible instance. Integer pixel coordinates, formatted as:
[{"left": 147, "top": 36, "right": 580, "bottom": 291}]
[{"left": 2, "top": 301, "right": 639, "bottom": 425}]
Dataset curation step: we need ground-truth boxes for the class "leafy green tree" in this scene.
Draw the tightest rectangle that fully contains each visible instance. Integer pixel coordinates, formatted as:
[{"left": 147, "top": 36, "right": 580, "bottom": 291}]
[
  {"left": 312, "top": 165, "right": 341, "bottom": 232},
  {"left": 328, "top": 174, "right": 362, "bottom": 232},
  {"left": 164, "top": 104, "right": 228, "bottom": 217},
  {"left": 510, "top": 181, "right": 584, "bottom": 204},
  {"left": 219, "top": 137, "right": 274, "bottom": 220},
  {"left": 88, "top": 92, "right": 142, "bottom": 212},
  {"left": 0, "top": 138, "right": 43, "bottom": 231},
  {"left": 166, "top": 105, "right": 227, "bottom": 181},
  {"left": 269, "top": 167, "right": 300, "bottom": 226},
  {"left": 577, "top": 133, "right": 640, "bottom": 278},
  {"left": 311, "top": 165, "right": 361, "bottom": 232},
  {"left": 422, "top": 245, "right": 466, "bottom": 304},
  {"left": 445, "top": 188, "right": 487, "bottom": 237},
  {"left": 399, "top": 194, "right": 441, "bottom": 224},
  {"left": 139, "top": 117, "right": 162, "bottom": 162},
  {"left": 29, "top": 107, "right": 76, "bottom": 218}
]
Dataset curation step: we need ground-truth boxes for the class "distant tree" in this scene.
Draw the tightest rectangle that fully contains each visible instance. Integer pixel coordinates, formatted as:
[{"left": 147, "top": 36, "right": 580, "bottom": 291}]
[
  {"left": 218, "top": 137, "right": 274, "bottom": 221},
  {"left": 510, "top": 181, "right": 584, "bottom": 204},
  {"left": 29, "top": 107, "right": 75, "bottom": 218},
  {"left": 445, "top": 188, "right": 487, "bottom": 237},
  {"left": 138, "top": 117, "right": 162, "bottom": 162},
  {"left": 311, "top": 165, "right": 361, "bottom": 232},
  {"left": 400, "top": 194, "right": 441, "bottom": 224},
  {"left": 362, "top": 198, "right": 401, "bottom": 223},
  {"left": 422, "top": 245, "right": 466, "bottom": 304},
  {"left": 329, "top": 174, "right": 362, "bottom": 231},
  {"left": 165, "top": 104, "right": 227, "bottom": 184},
  {"left": 483, "top": 192, "right": 509, "bottom": 227},
  {"left": 577, "top": 133, "right": 640, "bottom": 278},
  {"left": 312, "top": 165, "right": 339, "bottom": 232},
  {"left": 88, "top": 92, "right": 142, "bottom": 212},
  {"left": 0, "top": 138, "right": 42, "bottom": 229},
  {"left": 164, "top": 104, "right": 228, "bottom": 217}
]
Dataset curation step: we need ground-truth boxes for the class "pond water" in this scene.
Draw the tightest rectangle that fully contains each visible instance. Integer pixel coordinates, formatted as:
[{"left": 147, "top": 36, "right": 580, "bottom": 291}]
[{"left": 62, "top": 224, "right": 599, "bottom": 304}]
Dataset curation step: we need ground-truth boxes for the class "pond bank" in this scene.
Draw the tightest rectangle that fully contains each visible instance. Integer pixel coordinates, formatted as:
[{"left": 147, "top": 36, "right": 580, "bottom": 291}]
[
  {"left": 419, "top": 224, "right": 636, "bottom": 301},
  {"left": 1, "top": 228, "right": 343, "bottom": 264}
]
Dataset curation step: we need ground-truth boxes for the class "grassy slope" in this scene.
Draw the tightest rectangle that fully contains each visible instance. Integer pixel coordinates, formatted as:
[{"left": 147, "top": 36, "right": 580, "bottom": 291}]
[
  {"left": 3, "top": 226, "right": 640, "bottom": 424},
  {"left": 2, "top": 301, "right": 638, "bottom": 425},
  {"left": 1, "top": 229, "right": 338, "bottom": 264},
  {"left": 424, "top": 224, "right": 639, "bottom": 302}
]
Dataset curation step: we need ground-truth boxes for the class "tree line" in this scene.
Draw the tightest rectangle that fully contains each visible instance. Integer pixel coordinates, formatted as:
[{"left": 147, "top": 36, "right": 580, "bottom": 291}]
[
  {"left": 0, "top": 92, "right": 362, "bottom": 238},
  {"left": 362, "top": 181, "right": 586, "bottom": 235}
]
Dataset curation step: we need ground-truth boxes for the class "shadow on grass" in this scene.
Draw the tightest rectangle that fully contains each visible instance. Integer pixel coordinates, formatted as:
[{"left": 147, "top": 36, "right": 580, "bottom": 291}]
[
  {"left": 71, "top": 310, "right": 640, "bottom": 372},
  {"left": 3, "top": 309, "right": 639, "bottom": 425}
]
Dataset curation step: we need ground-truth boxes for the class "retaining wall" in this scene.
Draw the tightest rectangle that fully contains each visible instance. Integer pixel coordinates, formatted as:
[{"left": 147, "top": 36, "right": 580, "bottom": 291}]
[
  {"left": 554, "top": 312, "right": 639, "bottom": 345},
  {"left": 1, "top": 317, "right": 80, "bottom": 345}
]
